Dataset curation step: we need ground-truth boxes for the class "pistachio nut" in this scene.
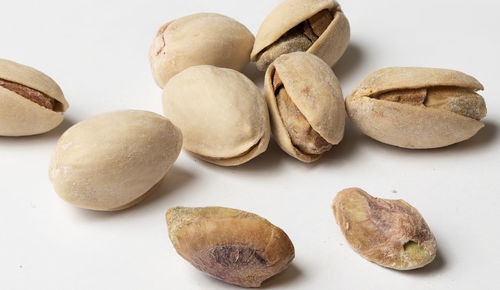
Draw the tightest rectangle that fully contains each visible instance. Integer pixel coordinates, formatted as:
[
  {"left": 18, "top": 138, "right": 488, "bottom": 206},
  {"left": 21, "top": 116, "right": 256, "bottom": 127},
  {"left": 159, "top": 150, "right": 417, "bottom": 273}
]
[
  {"left": 163, "top": 65, "right": 270, "bottom": 166},
  {"left": 346, "top": 67, "right": 487, "bottom": 149},
  {"left": 0, "top": 58, "right": 69, "bottom": 136},
  {"left": 49, "top": 110, "right": 182, "bottom": 211},
  {"left": 166, "top": 206, "right": 295, "bottom": 288},
  {"left": 332, "top": 188, "right": 437, "bottom": 270},
  {"left": 149, "top": 13, "right": 255, "bottom": 88},
  {"left": 251, "top": 0, "right": 350, "bottom": 71},
  {"left": 264, "top": 52, "right": 345, "bottom": 162}
]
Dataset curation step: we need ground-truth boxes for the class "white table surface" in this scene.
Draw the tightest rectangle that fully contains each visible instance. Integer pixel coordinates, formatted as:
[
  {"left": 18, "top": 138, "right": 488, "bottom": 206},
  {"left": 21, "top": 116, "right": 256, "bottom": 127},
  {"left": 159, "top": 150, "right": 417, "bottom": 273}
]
[{"left": 1, "top": 0, "right": 499, "bottom": 289}]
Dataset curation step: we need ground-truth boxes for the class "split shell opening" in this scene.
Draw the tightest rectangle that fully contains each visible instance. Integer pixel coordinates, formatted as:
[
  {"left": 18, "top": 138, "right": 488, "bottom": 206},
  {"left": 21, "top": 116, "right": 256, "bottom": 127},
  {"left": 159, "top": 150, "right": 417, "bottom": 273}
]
[{"left": 0, "top": 58, "right": 69, "bottom": 136}]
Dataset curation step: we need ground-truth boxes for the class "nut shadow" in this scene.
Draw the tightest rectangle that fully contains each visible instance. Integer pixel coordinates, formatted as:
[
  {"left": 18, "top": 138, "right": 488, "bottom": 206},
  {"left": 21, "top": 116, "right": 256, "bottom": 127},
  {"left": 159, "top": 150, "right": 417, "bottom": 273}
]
[
  {"left": 262, "top": 264, "right": 303, "bottom": 288},
  {"left": 0, "top": 117, "right": 76, "bottom": 145},
  {"left": 193, "top": 139, "right": 287, "bottom": 174},
  {"left": 242, "top": 62, "right": 265, "bottom": 90},
  {"left": 333, "top": 42, "right": 364, "bottom": 84},
  {"left": 72, "top": 166, "right": 196, "bottom": 219},
  {"left": 313, "top": 118, "right": 362, "bottom": 167}
]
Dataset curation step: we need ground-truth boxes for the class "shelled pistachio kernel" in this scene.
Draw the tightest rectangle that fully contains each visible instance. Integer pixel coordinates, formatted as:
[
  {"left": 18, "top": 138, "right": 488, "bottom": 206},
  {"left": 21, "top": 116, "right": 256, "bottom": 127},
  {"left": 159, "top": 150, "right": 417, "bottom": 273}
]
[
  {"left": 332, "top": 188, "right": 437, "bottom": 270},
  {"left": 166, "top": 206, "right": 295, "bottom": 287},
  {"left": 264, "top": 52, "right": 345, "bottom": 162},
  {"left": 0, "top": 58, "right": 69, "bottom": 136},
  {"left": 346, "top": 67, "right": 487, "bottom": 149},
  {"left": 251, "top": 0, "right": 350, "bottom": 71}
]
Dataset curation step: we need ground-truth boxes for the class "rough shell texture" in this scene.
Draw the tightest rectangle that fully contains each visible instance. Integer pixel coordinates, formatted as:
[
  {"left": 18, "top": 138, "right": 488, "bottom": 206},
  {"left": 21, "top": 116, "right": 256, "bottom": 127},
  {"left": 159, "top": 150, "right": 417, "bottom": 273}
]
[
  {"left": 149, "top": 13, "right": 255, "bottom": 88},
  {"left": 346, "top": 67, "right": 485, "bottom": 149},
  {"left": 251, "top": 0, "right": 350, "bottom": 67},
  {"left": 163, "top": 65, "right": 270, "bottom": 166},
  {"left": 166, "top": 207, "right": 295, "bottom": 288},
  {"left": 265, "top": 52, "right": 345, "bottom": 162},
  {"left": 0, "top": 58, "right": 68, "bottom": 136},
  {"left": 49, "top": 110, "right": 182, "bottom": 211},
  {"left": 332, "top": 188, "right": 437, "bottom": 270}
]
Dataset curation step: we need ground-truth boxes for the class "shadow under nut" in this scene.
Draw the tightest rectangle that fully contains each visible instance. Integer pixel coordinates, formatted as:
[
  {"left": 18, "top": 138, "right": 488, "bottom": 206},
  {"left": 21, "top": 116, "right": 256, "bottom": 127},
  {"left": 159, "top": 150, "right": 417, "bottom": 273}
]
[
  {"left": 347, "top": 67, "right": 487, "bottom": 149},
  {"left": 332, "top": 188, "right": 437, "bottom": 270},
  {"left": 166, "top": 206, "right": 295, "bottom": 288},
  {"left": 0, "top": 58, "right": 68, "bottom": 136}
]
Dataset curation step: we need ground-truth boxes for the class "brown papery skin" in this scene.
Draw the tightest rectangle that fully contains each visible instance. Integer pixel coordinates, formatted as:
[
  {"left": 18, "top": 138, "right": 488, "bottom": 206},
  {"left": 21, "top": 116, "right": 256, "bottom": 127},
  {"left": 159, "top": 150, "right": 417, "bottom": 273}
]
[
  {"left": 166, "top": 207, "right": 295, "bottom": 288},
  {"left": 332, "top": 188, "right": 437, "bottom": 270},
  {"left": 0, "top": 78, "right": 56, "bottom": 110}
]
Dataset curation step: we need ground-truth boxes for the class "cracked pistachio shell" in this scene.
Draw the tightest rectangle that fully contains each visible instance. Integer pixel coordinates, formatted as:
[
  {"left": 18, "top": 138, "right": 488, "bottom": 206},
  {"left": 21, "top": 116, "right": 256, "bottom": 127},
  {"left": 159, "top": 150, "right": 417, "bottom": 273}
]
[
  {"left": 163, "top": 65, "right": 270, "bottom": 166},
  {"left": 264, "top": 52, "right": 345, "bottom": 162},
  {"left": 251, "top": 0, "right": 350, "bottom": 68},
  {"left": 0, "top": 59, "right": 69, "bottom": 136},
  {"left": 166, "top": 206, "right": 295, "bottom": 288},
  {"left": 346, "top": 67, "right": 486, "bottom": 149},
  {"left": 49, "top": 110, "right": 182, "bottom": 211},
  {"left": 332, "top": 188, "right": 437, "bottom": 270},
  {"left": 149, "top": 13, "right": 255, "bottom": 88}
]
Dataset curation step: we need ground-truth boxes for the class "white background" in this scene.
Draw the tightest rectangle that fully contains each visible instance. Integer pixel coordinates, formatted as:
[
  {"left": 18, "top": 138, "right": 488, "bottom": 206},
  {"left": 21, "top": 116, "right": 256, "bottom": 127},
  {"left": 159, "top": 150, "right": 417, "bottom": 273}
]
[{"left": 1, "top": 0, "right": 499, "bottom": 289}]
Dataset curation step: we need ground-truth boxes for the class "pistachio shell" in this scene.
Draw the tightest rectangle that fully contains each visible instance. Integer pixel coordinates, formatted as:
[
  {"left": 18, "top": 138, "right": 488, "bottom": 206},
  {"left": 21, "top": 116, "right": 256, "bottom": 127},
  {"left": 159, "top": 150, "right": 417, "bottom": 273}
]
[
  {"left": 149, "top": 13, "right": 255, "bottom": 88},
  {"left": 163, "top": 65, "right": 270, "bottom": 166},
  {"left": 49, "top": 110, "right": 182, "bottom": 211},
  {"left": 0, "top": 58, "right": 68, "bottom": 136},
  {"left": 166, "top": 206, "right": 295, "bottom": 287},
  {"left": 251, "top": 0, "right": 350, "bottom": 69},
  {"left": 346, "top": 67, "right": 486, "bottom": 149},
  {"left": 332, "top": 188, "right": 437, "bottom": 270},
  {"left": 264, "top": 52, "right": 345, "bottom": 162}
]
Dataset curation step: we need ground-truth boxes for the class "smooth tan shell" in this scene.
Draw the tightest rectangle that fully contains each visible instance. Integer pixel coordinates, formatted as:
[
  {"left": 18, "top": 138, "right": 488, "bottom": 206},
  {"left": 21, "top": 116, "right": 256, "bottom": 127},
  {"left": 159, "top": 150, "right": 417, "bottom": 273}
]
[
  {"left": 163, "top": 65, "right": 270, "bottom": 166},
  {"left": 251, "top": 0, "right": 350, "bottom": 67},
  {"left": 149, "top": 13, "right": 255, "bottom": 88},
  {"left": 264, "top": 52, "right": 345, "bottom": 162},
  {"left": 346, "top": 67, "right": 485, "bottom": 149},
  {"left": 49, "top": 110, "right": 182, "bottom": 211},
  {"left": 0, "top": 58, "right": 69, "bottom": 136},
  {"left": 166, "top": 206, "right": 295, "bottom": 288}
]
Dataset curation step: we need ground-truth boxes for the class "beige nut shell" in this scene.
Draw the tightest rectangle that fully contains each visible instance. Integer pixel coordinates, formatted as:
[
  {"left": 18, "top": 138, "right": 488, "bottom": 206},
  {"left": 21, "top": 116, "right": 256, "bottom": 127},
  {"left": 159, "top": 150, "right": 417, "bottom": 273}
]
[
  {"left": 346, "top": 67, "right": 485, "bottom": 149},
  {"left": 251, "top": 0, "right": 350, "bottom": 67},
  {"left": 166, "top": 206, "right": 295, "bottom": 288},
  {"left": 0, "top": 58, "right": 69, "bottom": 136},
  {"left": 49, "top": 110, "right": 182, "bottom": 211},
  {"left": 265, "top": 52, "right": 345, "bottom": 162},
  {"left": 163, "top": 65, "right": 270, "bottom": 166},
  {"left": 149, "top": 13, "right": 255, "bottom": 88}
]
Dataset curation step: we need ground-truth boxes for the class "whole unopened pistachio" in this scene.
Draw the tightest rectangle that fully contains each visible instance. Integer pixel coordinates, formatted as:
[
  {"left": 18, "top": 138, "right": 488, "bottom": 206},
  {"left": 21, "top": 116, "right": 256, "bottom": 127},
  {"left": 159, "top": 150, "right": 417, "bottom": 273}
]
[
  {"left": 166, "top": 206, "right": 295, "bottom": 288},
  {"left": 49, "top": 110, "right": 182, "bottom": 211},
  {"left": 163, "top": 65, "right": 270, "bottom": 166},
  {"left": 264, "top": 52, "right": 345, "bottom": 162},
  {"left": 332, "top": 188, "right": 437, "bottom": 270},
  {"left": 251, "top": 0, "right": 350, "bottom": 71},
  {"left": 346, "top": 67, "right": 487, "bottom": 149},
  {"left": 149, "top": 13, "right": 255, "bottom": 88},
  {"left": 0, "top": 59, "right": 69, "bottom": 136}
]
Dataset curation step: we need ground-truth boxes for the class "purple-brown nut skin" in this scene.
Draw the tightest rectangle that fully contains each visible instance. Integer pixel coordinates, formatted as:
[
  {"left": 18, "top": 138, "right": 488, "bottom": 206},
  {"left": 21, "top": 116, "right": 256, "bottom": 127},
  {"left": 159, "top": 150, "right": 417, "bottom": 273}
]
[
  {"left": 166, "top": 207, "right": 295, "bottom": 287},
  {"left": 332, "top": 188, "right": 437, "bottom": 270}
]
